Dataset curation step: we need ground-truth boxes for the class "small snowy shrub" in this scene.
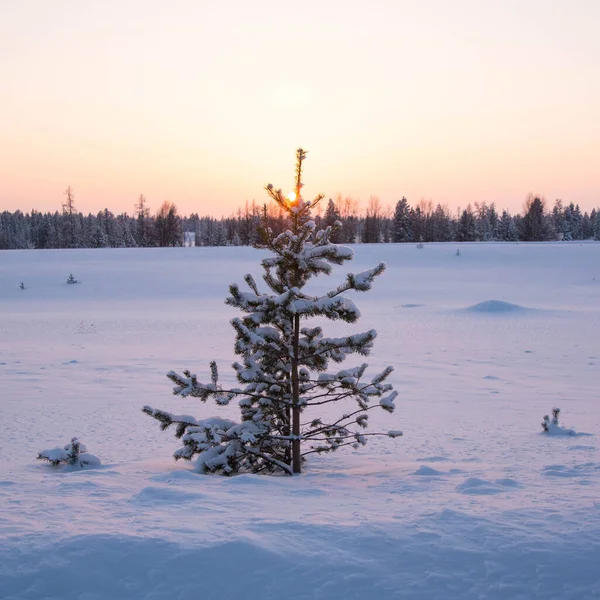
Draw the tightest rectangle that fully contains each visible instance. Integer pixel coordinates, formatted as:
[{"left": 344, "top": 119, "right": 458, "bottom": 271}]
[
  {"left": 541, "top": 407, "right": 561, "bottom": 431},
  {"left": 541, "top": 408, "right": 576, "bottom": 436},
  {"left": 144, "top": 149, "right": 401, "bottom": 475},
  {"left": 37, "top": 437, "right": 101, "bottom": 467},
  {"left": 19, "top": 282, "right": 26, "bottom": 290},
  {"left": 66, "top": 273, "right": 79, "bottom": 284},
  {"left": 456, "top": 248, "right": 460, "bottom": 256}
]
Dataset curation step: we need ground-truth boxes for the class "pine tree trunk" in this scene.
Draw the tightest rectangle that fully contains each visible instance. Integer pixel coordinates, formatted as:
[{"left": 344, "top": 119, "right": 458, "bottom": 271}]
[{"left": 291, "top": 313, "right": 301, "bottom": 473}]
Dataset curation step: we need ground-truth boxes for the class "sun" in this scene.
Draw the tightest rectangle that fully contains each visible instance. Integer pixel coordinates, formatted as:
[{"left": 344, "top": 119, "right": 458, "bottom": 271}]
[{"left": 287, "top": 191, "right": 297, "bottom": 204}]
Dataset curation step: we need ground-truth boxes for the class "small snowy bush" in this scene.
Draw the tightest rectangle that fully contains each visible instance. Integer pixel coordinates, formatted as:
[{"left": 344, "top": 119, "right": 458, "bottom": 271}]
[
  {"left": 66, "top": 273, "right": 79, "bottom": 284},
  {"left": 541, "top": 408, "right": 576, "bottom": 436},
  {"left": 145, "top": 149, "right": 401, "bottom": 475},
  {"left": 19, "top": 281, "right": 26, "bottom": 290},
  {"left": 37, "top": 437, "right": 101, "bottom": 467}
]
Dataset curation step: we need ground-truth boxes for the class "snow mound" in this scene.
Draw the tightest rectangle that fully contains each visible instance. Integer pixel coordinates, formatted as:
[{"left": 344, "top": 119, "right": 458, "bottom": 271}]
[
  {"left": 466, "top": 300, "right": 529, "bottom": 313},
  {"left": 3, "top": 519, "right": 598, "bottom": 600},
  {"left": 414, "top": 466, "right": 443, "bottom": 476},
  {"left": 543, "top": 423, "right": 577, "bottom": 436},
  {"left": 456, "top": 477, "right": 521, "bottom": 495},
  {"left": 542, "top": 463, "right": 600, "bottom": 478},
  {"left": 542, "top": 413, "right": 590, "bottom": 437}
]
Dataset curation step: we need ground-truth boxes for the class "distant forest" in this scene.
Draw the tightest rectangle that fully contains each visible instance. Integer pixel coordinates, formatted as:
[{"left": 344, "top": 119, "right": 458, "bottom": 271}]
[{"left": 1, "top": 189, "right": 599, "bottom": 250}]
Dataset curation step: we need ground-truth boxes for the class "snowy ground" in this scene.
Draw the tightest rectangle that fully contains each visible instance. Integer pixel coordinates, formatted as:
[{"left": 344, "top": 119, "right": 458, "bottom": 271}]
[{"left": 1, "top": 242, "right": 599, "bottom": 599}]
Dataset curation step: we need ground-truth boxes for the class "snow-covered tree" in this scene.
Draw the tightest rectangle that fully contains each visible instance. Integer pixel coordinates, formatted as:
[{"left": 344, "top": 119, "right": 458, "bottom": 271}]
[
  {"left": 144, "top": 149, "right": 401, "bottom": 475},
  {"left": 90, "top": 224, "right": 109, "bottom": 248},
  {"left": 210, "top": 222, "right": 229, "bottom": 246},
  {"left": 431, "top": 203, "right": 452, "bottom": 242},
  {"left": 322, "top": 198, "right": 342, "bottom": 243},
  {"left": 474, "top": 202, "right": 498, "bottom": 241},
  {"left": 541, "top": 408, "right": 577, "bottom": 436},
  {"left": 392, "top": 197, "right": 412, "bottom": 242},
  {"left": 497, "top": 210, "right": 519, "bottom": 241},
  {"left": 456, "top": 207, "right": 478, "bottom": 241},
  {"left": 563, "top": 202, "right": 583, "bottom": 240},
  {"left": 37, "top": 437, "right": 101, "bottom": 467},
  {"left": 522, "top": 195, "right": 549, "bottom": 241}
]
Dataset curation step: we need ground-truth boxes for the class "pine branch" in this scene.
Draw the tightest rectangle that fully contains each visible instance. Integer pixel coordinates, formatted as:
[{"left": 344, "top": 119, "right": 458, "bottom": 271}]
[
  {"left": 302, "top": 405, "right": 380, "bottom": 438},
  {"left": 246, "top": 447, "right": 293, "bottom": 475},
  {"left": 301, "top": 431, "right": 399, "bottom": 457}
]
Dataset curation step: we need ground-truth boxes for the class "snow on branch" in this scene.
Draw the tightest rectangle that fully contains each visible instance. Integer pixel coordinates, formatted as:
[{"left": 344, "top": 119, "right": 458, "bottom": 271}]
[{"left": 348, "top": 262, "right": 386, "bottom": 292}]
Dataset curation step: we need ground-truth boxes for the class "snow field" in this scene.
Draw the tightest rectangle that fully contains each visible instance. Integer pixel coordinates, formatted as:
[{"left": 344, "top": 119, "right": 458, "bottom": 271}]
[{"left": 1, "top": 242, "right": 599, "bottom": 599}]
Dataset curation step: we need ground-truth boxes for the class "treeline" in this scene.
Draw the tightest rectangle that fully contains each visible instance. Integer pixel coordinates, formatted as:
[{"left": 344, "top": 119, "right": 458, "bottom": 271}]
[{"left": 1, "top": 190, "right": 599, "bottom": 250}]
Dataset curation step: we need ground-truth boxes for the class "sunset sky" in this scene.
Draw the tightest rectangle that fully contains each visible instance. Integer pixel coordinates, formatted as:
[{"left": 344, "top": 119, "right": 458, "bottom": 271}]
[{"left": 1, "top": 0, "right": 599, "bottom": 217}]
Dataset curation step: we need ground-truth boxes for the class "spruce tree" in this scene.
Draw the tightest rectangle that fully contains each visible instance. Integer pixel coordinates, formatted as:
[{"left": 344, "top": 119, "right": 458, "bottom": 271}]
[
  {"left": 144, "top": 149, "right": 400, "bottom": 475},
  {"left": 392, "top": 197, "right": 412, "bottom": 242},
  {"left": 456, "top": 208, "right": 478, "bottom": 241},
  {"left": 322, "top": 198, "right": 342, "bottom": 243},
  {"left": 522, "top": 196, "right": 548, "bottom": 241},
  {"left": 498, "top": 210, "right": 518, "bottom": 241}
]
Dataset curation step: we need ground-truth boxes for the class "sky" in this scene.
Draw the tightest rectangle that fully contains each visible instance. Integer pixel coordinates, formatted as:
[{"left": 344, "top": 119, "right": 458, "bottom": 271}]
[{"left": 1, "top": 0, "right": 599, "bottom": 217}]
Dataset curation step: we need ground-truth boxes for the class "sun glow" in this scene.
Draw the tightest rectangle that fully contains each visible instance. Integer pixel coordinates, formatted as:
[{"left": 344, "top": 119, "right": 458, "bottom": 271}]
[{"left": 287, "top": 191, "right": 297, "bottom": 204}]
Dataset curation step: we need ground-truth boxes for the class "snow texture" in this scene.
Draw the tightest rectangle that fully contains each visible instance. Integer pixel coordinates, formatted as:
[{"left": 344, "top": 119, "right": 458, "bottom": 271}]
[{"left": 1, "top": 242, "right": 600, "bottom": 599}]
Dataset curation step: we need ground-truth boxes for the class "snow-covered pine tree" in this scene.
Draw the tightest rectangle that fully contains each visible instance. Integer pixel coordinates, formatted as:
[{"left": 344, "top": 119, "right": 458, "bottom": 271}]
[
  {"left": 322, "top": 198, "right": 342, "bottom": 243},
  {"left": 37, "top": 437, "right": 101, "bottom": 467},
  {"left": 144, "top": 149, "right": 400, "bottom": 475},
  {"left": 541, "top": 407, "right": 578, "bottom": 436},
  {"left": 392, "top": 197, "right": 412, "bottom": 242},
  {"left": 498, "top": 210, "right": 518, "bottom": 241}
]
